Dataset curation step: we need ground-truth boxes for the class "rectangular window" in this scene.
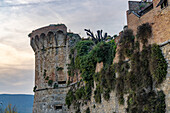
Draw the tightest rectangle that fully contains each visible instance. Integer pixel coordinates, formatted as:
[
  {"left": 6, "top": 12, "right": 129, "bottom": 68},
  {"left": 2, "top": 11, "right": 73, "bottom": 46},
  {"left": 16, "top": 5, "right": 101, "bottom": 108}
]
[
  {"left": 54, "top": 106, "right": 62, "bottom": 110},
  {"left": 58, "top": 81, "right": 66, "bottom": 84}
]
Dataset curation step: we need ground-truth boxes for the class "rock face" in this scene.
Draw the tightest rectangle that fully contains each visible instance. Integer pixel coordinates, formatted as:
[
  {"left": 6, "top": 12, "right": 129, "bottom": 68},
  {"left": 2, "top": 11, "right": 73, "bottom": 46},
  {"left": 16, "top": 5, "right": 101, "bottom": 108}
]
[{"left": 29, "top": 24, "right": 81, "bottom": 113}]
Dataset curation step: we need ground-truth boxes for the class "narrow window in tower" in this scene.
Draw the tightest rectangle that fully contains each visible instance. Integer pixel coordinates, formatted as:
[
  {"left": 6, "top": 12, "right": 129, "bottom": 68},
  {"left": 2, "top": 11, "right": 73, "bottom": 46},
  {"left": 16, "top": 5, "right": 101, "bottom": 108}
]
[
  {"left": 58, "top": 81, "right": 66, "bottom": 84},
  {"left": 54, "top": 105, "right": 62, "bottom": 110}
]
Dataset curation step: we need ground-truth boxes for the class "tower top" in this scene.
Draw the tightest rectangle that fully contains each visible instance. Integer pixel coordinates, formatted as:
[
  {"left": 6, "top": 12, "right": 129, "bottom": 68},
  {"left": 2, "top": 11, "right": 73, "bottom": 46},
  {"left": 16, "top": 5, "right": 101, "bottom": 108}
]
[{"left": 28, "top": 24, "right": 67, "bottom": 39}]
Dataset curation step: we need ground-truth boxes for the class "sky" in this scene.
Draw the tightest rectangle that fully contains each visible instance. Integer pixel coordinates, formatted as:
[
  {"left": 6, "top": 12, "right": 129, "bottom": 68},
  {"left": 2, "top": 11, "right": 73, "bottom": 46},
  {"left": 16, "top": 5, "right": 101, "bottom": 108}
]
[{"left": 0, "top": 0, "right": 139, "bottom": 95}]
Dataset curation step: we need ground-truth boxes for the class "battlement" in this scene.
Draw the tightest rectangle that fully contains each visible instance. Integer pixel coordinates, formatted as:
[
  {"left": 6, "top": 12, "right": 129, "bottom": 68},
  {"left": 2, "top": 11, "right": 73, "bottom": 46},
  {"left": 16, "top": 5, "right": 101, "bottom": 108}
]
[
  {"left": 29, "top": 24, "right": 67, "bottom": 38},
  {"left": 29, "top": 24, "right": 67, "bottom": 52}
]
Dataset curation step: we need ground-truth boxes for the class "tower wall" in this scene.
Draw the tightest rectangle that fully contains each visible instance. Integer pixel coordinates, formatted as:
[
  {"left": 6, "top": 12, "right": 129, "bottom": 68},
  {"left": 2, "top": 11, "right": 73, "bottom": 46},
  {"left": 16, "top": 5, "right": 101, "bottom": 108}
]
[
  {"left": 30, "top": 24, "right": 68, "bottom": 89},
  {"left": 29, "top": 24, "right": 81, "bottom": 113}
]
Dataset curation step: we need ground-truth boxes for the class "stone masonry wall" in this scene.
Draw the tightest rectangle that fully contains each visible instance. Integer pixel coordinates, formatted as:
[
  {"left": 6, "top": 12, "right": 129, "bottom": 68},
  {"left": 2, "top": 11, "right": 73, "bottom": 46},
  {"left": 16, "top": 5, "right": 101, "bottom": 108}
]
[
  {"left": 127, "top": 0, "right": 170, "bottom": 44},
  {"left": 160, "top": 42, "right": 170, "bottom": 113},
  {"left": 31, "top": 25, "right": 69, "bottom": 112},
  {"left": 33, "top": 88, "right": 68, "bottom": 113},
  {"left": 29, "top": 24, "right": 82, "bottom": 113},
  {"left": 68, "top": 42, "right": 170, "bottom": 113}
]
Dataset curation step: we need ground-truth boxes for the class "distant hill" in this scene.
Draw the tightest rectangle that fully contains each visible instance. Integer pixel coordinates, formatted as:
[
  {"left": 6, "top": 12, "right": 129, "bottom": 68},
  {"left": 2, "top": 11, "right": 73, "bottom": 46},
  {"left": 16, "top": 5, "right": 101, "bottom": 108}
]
[{"left": 0, "top": 94, "right": 34, "bottom": 113}]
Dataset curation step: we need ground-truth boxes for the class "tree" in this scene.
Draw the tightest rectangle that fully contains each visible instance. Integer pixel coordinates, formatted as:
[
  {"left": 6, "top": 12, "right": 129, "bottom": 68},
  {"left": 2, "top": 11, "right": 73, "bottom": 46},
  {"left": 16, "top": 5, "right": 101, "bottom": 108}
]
[
  {"left": 0, "top": 104, "right": 17, "bottom": 113},
  {"left": 84, "top": 29, "right": 108, "bottom": 44}
]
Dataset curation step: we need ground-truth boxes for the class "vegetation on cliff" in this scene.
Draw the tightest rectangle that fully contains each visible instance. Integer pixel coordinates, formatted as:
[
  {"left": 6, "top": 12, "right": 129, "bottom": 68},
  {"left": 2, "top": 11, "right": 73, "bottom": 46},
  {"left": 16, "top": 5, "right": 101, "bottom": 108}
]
[
  {"left": 66, "top": 39, "right": 117, "bottom": 112},
  {"left": 66, "top": 23, "right": 167, "bottom": 113},
  {"left": 0, "top": 104, "right": 17, "bottom": 113},
  {"left": 116, "top": 23, "right": 167, "bottom": 112}
]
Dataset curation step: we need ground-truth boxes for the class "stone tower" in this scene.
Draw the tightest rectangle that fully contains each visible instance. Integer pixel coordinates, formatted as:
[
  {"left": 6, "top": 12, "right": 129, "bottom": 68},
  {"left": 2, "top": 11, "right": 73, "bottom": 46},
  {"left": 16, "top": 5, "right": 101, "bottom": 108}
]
[{"left": 29, "top": 24, "right": 80, "bottom": 113}]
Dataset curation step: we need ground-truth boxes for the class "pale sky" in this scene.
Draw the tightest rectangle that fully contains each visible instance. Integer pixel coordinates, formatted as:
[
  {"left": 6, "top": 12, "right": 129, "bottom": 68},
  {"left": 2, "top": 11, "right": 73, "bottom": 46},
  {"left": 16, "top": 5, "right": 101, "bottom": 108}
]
[{"left": 0, "top": 0, "right": 139, "bottom": 94}]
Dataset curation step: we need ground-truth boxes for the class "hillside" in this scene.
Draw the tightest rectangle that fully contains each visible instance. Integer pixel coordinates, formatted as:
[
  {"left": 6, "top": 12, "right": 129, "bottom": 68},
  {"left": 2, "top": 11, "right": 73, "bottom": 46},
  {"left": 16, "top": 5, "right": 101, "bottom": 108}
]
[{"left": 0, "top": 94, "right": 34, "bottom": 113}]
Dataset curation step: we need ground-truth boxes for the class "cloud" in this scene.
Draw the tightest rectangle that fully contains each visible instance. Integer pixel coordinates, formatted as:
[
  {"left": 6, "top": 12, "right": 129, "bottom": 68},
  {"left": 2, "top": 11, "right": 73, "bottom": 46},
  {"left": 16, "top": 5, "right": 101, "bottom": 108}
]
[
  {"left": 0, "top": 43, "right": 34, "bottom": 94},
  {"left": 0, "top": 43, "right": 34, "bottom": 66},
  {"left": 0, "top": 68, "right": 34, "bottom": 94}
]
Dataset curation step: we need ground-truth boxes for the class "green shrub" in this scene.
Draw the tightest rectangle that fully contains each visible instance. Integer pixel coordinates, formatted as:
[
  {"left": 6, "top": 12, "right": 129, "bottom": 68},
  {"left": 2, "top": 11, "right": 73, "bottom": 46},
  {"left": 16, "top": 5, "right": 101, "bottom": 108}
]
[
  {"left": 86, "top": 107, "right": 90, "bottom": 113},
  {"left": 75, "top": 87, "right": 85, "bottom": 100},
  {"left": 53, "top": 83, "right": 58, "bottom": 89},
  {"left": 45, "top": 76, "right": 49, "bottom": 80},
  {"left": 103, "top": 88, "right": 110, "bottom": 101},
  {"left": 48, "top": 80, "right": 53, "bottom": 86},
  {"left": 116, "top": 23, "right": 167, "bottom": 113},
  {"left": 94, "top": 85, "right": 102, "bottom": 103},
  {"left": 136, "top": 23, "right": 152, "bottom": 45},
  {"left": 150, "top": 44, "right": 168, "bottom": 85},
  {"left": 65, "top": 89, "right": 75, "bottom": 108}
]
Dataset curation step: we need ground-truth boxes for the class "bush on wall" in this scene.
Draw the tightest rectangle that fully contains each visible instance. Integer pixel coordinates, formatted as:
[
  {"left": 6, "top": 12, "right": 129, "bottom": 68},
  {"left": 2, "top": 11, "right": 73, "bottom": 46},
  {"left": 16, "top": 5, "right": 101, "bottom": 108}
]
[{"left": 66, "top": 23, "right": 167, "bottom": 113}]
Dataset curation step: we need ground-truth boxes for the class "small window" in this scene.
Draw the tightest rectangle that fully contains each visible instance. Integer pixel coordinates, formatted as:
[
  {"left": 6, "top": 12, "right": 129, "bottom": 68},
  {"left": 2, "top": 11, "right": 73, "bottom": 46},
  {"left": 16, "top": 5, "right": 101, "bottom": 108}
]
[
  {"left": 54, "top": 106, "right": 62, "bottom": 110},
  {"left": 58, "top": 81, "right": 66, "bottom": 84}
]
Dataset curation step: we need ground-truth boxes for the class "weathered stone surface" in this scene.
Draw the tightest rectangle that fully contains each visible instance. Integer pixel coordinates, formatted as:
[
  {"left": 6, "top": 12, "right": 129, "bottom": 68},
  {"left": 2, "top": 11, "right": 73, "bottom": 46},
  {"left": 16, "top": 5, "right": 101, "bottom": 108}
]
[
  {"left": 160, "top": 43, "right": 170, "bottom": 113},
  {"left": 29, "top": 24, "right": 81, "bottom": 113},
  {"left": 127, "top": 0, "right": 170, "bottom": 44}
]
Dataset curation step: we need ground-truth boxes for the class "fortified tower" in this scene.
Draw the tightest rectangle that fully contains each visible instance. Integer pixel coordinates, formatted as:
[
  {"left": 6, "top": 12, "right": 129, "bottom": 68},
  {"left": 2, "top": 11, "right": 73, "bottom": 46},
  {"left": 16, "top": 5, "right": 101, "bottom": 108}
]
[{"left": 29, "top": 24, "right": 81, "bottom": 113}]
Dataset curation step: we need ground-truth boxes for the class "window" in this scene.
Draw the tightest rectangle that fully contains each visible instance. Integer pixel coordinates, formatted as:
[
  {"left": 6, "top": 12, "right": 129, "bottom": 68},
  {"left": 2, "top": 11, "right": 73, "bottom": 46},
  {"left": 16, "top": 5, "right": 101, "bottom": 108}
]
[
  {"left": 58, "top": 81, "right": 66, "bottom": 84},
  {"left": 54, "top": 106, "right": 62, "bottom": 110}
]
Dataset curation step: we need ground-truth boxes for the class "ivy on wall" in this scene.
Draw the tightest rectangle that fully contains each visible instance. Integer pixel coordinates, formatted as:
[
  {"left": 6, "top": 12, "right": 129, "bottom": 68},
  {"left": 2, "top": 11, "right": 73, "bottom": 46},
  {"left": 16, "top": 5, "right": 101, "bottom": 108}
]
[
  {"left": 65, "top": 23, "right": 167, "bottom": 113},
  {"left": 66, "top": 39, "right": 117, "bottom": 112},
  {"left": 116, "top": 23, "right": 167, "bottom": 112}
]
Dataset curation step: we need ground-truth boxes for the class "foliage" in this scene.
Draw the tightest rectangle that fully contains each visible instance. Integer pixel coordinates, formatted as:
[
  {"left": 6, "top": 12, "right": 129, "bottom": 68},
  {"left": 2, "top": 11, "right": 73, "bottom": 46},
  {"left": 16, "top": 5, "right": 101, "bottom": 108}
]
[
  {"left": 48, "top": 80, "right": 53, "bottom": 86},
  {"left": 84, "top": 29, "right": 108, "bottom": 44},
  {"left": 137, "top": 23, "right": 152, "bottom": 45},
  {"left": 66, "top": 39, "right": 117, "bottom": 108},
  {"left": 53, "top": 83, "right": 58, "bottom": 89},
  {"left": 66, "top": 23, "right": 167, "bottom": 112},
  {"left": 116, "top": 23, "right": 167, "bottom": 112},
  {"left": 119, "top": 29, "right": 135, "bottom": 59},
  {"left": 85, "top": 107, "right": 90, "bottom": 113},
  {"left": 94, "top": 85, "right": 102, "bottom": 103},
  {"left": 92, "top": 40, "right": 117, "bottom": 66},
  {"left": 65, "top": 89, "right": 75, "bottom": 108},
  {"left": 45, "top": 76, "right": 49, "bottom": 80},
  {"left": 127, "top": 90, "right": 166, "bottom": 113},
  {"left": 75, "top": 87, "right": 85, "bottom": 100},
  {"left": 150, "top": 44, "right": 168, "bottom": 86},
  {"left": 67, "top": 40, "right": 94, "bottom": 77},
  {"left": 103, "top": 88, "right": 111, "bottom": 101},
  {"left": 0, "top": 104, "right": 17, "bottom": 113}
]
